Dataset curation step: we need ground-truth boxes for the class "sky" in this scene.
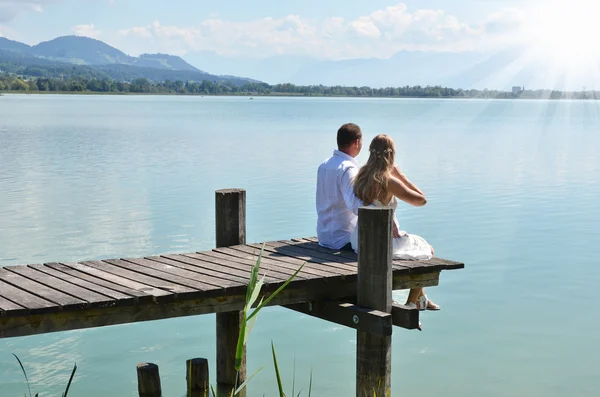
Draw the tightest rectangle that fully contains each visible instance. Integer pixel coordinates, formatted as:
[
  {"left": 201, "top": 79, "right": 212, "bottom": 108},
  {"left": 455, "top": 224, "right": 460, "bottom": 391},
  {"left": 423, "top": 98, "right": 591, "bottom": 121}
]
[
  {"left": 0, "top": 0, "right": 540, "bottom": 59},
  {"left": 0, "top": 0, "right": 598, "bottom": 87}
]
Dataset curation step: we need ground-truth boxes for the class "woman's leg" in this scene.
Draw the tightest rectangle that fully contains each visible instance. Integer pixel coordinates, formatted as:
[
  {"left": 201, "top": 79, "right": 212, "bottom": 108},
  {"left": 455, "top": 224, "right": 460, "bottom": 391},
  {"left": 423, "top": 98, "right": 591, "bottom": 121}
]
[
  {"left": 406, "top": 288, "right": 423, "bottom": 304},
  {"left": 418, "top": 288, "right": 440, "bottom": 310}
]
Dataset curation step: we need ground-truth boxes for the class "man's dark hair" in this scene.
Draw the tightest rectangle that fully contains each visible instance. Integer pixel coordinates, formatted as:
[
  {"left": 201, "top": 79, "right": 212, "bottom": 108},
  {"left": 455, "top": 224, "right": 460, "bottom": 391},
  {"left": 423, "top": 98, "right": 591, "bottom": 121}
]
[{"left": 337, "top": 123, "right": 362, "bottom": 149}]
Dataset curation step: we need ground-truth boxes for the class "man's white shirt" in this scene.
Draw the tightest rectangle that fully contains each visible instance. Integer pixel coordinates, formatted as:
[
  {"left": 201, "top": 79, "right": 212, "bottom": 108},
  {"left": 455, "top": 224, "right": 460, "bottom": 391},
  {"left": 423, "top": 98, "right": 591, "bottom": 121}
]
[{"left": 316, "top": 150, "right": 363, "bottom": 249}]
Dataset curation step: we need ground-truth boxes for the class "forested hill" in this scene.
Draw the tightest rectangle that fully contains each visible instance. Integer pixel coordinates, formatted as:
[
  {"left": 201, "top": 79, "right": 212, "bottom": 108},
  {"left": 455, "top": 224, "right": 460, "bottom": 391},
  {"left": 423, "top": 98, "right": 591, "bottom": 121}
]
[{"left": 0, "top": 35, "right": 257, "bottom": 84}]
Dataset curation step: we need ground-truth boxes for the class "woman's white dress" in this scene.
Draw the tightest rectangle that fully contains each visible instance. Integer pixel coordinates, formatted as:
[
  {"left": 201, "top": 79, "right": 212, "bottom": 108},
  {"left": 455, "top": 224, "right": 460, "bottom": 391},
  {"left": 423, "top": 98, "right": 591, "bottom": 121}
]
[{"left": 349, "top": 197, "right": 433, "bottom": 260}]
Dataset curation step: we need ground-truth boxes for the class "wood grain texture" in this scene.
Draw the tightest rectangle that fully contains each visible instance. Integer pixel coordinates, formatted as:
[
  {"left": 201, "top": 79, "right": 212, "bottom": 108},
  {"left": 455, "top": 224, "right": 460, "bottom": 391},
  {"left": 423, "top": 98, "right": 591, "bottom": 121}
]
[
  {"left": 215, "top": 188, "right": 246, "bottom": 387},
  {"left": 356, "top": 207, "right": 393, "bottom": 397}
]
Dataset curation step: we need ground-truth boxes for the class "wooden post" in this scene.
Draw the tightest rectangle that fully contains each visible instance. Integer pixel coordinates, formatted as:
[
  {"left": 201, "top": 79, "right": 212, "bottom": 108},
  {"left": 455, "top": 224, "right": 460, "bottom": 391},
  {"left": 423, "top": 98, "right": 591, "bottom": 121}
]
[
  {"left": 137, "top": 363, "right": 162, "bottom": 397},
  {"left": 215, "top": 189, "right": 246, "bottom": 388},
  {"left": 186, "top": 358, "right": 209, "bottom": 396},
  {"left": 356, "top": 207, "right": 393, "bottom": 397}
]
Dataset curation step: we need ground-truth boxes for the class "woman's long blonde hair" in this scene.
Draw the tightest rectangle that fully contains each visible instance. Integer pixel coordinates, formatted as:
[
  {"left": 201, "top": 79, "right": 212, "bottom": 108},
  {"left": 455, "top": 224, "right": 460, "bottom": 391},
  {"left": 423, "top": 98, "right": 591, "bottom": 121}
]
[{"left": 353, "top": 134, "right": 396, "bottom": 205}]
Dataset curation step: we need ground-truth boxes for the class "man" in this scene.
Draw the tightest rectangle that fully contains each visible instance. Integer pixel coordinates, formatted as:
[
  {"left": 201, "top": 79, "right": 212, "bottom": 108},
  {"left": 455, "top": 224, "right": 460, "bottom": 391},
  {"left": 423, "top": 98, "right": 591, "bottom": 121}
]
[{"left": 316, "top": 123, "right": 364, "bottom": 250}]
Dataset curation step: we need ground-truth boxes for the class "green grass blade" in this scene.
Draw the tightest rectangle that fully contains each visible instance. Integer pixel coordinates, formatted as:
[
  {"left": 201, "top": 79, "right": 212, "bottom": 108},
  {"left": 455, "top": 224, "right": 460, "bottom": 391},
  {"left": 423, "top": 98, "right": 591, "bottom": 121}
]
[
  {"left": 235, "top": 313, "right": 248, "bottom": 371},
  {"left": 210, "top": 384, "right": 217, "bottom": 397},
  {"left": 308, "top": 368, "right": 312, "bottom": 397},
  {"left": 12, "top": 353, "right": 32, "bottom": 397},
  {"left": 271, "top": 341, "right": 286, "bottom": 397},
  {"left": 244, "top": 296, "right": 263, "bottom": 344},
  {"left": 247, "top": 262, "right": 305, "bottom": 321},
  {"left": 247, "top": 275, "right": 265, "bottom": 312},
  {"left": 246, "top": 249, "right": 265, "bottom": 310},
  {"left": 245, "top": 244, "right": 264, "bottom": 305},
  {"left": 291, "top": 356, "right": 296, "bottom": 397},
  {"left": 62, "top": 362, "right": 77, "bottom": 397},
  {"left": 234, "top": 365, "right": 264, "bottom": 395}
]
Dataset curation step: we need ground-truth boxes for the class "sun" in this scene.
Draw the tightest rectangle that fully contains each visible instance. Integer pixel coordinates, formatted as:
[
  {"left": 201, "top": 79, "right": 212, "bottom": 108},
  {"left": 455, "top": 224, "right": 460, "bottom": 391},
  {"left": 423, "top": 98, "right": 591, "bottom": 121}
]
[{"left": 523, "top": 0, "right": 599, "bottom": 71}]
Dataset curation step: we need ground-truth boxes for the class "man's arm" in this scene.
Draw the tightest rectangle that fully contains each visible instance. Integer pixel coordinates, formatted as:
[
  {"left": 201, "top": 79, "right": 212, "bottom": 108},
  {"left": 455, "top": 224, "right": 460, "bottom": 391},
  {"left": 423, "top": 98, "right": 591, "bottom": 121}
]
[{"left": 340, "top": 166, "right": 362, "bottom": 216}]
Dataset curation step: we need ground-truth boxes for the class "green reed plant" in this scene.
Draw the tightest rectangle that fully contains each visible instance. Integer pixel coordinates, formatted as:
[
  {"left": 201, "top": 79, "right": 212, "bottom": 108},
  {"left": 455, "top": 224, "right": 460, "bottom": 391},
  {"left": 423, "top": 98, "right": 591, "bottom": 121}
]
[
  {"left": 12, "top": 353, "right": 77, "bottom": 397},
  {"left": 187, "top": 243, "right": 312, "bottom": 397}
]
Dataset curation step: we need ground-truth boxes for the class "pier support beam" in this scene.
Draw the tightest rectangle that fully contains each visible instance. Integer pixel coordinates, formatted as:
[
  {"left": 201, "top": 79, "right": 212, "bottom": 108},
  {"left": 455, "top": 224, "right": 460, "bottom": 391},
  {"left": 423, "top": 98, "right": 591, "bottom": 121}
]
[
  {"left": 356, "top": 206, "right": 393, "bottom": 397},
  {"left": 136, "top": 363, "right": 162, "bottom": 397},
  {"left": 215, "top": 189, "right": 247, "bottom": 388}
]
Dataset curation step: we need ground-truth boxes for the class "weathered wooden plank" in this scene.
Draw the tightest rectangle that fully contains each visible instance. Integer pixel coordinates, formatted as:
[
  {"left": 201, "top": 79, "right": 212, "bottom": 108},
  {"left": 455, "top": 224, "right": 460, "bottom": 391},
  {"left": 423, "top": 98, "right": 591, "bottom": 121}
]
[
  {"left": 8, "top": 266, "right": 116, "bottom": 309},
  {"left": 198, "top": 250, "right": 305, "bottom": 281},
  {"left": 63, "top": 262, "right": 171, "bottom": 302},
  {"left": 119, "top": 257, "right": 228, "bottom": 292},
  {"left": 287, "top": 239, "right": 360, "bottom": 260},
  {"left": 0, "top": 278, "right": 57, "bottom": 314},
  {"left": 32, "top": 264, "right": 135, "bottom": 304},
  {"left": 392, "top": 272, "right": 439, "bottom": 290},
  {"left": 0, "top": 295, "right": 27, "bottom": 316},
  {"left": 297, "top": 237, "right": 459, "bottom": 273},
  {"left": 294, "top": 239, "right": 428, "bottom": 274},
  {"left": 94, "top": 259, "right": 202, "bottom": 299},
  {"left": 264, "top": 241, "right": 359, "bottom": 271},
  {"left": 0, "top": 268, "right": 86, "bottom": 310},
  {"left": 286, "top": 239, "right": 412, "bottom": 273},
  {"left": 46, "top": 263, "right": 150, "bottom": 303},
  {"left": 172, "top": 252, "right": 280, "bottom": 283},
  {"left": 424, "top": 257, "right": 465, "bottom": 270},
  {"left": 285, "top": 301, "right": 392, "bottom": 336},
  {"left": 391, "top": 303, "right": 420, "bottom": 330},
  {"left": 247, "top": 243, "right": 356, "bottom": 275},
  {"left": 147, "top": 255, "right": 248, "bottom": 287},
  {"left": 0, "top": 276, "right": 360, "bottom": 339},
  {"left": 222, "top": 245, "right": 337, "bottom": 278}
]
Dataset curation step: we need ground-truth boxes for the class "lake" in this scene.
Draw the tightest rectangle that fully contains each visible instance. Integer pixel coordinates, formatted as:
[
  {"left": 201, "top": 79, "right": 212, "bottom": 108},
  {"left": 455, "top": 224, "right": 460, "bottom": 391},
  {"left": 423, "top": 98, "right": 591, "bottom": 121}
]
[{"left": 0, "top": 94, "right": 599, "bottom": 396}]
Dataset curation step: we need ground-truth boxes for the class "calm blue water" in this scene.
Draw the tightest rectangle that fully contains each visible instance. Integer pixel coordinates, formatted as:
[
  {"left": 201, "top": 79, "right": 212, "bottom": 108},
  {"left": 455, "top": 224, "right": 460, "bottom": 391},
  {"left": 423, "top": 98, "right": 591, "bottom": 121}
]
[{"left": 0, "top": 94, "right": 599, "bottom": 397}]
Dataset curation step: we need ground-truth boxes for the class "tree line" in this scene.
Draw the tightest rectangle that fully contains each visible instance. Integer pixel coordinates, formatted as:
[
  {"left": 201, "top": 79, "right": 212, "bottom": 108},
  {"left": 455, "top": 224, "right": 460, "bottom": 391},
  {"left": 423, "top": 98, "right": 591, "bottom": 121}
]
[{"left": 1, "top": 75, "right": 598, "bottom": 99}]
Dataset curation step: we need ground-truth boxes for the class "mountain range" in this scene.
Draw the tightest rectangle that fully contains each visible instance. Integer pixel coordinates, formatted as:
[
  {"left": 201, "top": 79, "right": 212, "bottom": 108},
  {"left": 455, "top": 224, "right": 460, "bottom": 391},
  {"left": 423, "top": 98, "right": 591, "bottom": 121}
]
[
  {"left": 0, "top": 36, "right": 257, "bottom": 84},
  {"left": 2, "top": 35, "right": 597, "bottom": 90},
  {"left": 184, "top": 48, "right": 599, "bottom": 90}
]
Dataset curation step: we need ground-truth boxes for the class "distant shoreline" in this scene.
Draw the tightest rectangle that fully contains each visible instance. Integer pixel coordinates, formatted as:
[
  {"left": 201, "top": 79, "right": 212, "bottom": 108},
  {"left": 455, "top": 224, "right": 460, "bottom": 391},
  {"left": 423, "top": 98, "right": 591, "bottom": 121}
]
[{"left": 1, "top": 91, "right": 599, "bottom": 100}]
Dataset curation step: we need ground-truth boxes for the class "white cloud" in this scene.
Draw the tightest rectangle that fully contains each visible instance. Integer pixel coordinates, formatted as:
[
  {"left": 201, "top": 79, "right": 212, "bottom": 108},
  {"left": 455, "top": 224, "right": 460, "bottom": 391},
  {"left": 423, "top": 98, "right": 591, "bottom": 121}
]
[
  {"left": 72, "top": 23, "right": 101, "bottom": 39},
  {"left": 350, "top": 17, "right": 381, "bottom": 39},
  {"left": 114, "top": 3, "right": 525, "bottom": 60}
]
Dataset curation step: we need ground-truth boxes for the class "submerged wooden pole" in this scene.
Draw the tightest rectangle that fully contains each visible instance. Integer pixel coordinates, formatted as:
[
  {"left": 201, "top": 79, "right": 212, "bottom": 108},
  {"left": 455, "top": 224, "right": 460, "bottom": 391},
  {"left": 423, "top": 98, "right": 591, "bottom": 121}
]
[
  {"left": 215, "top": 188, "right": 247, "bottom": 388},
  {"left": 186, "top": 358, "right": 209, "bottom": 396},
  {"left": 356, "top": 206, "right": 393, "bottom": 397},
  {"left": 137, "top": 362, "right": 162, "bottom": 397}
]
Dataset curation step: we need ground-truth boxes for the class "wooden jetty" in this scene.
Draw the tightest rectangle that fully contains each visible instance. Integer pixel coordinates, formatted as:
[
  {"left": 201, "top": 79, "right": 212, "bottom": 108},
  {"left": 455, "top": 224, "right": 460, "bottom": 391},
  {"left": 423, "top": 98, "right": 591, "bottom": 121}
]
[{"left": 0, "top": 188, "right": 463, "bottom": 397}]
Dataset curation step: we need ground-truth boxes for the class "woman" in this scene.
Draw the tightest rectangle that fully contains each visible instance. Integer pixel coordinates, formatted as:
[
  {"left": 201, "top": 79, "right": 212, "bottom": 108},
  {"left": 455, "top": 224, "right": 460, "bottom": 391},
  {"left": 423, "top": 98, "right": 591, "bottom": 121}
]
[{"left": 350, "top": 134, "right": 440, "bottom": 312}]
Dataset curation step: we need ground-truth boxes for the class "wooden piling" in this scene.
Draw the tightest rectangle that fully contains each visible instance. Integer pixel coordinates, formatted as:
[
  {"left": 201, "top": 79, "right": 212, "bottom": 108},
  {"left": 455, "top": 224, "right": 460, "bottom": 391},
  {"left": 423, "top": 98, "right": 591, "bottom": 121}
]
[
  {"left": 136, "top": 363, "right": 162, "bottom": 397},
  {"left": 186, "top": 358, "right": 209, "bottom": 396},
  {"left": 356, "top": 207, "right": 393, "bottom": 397},
  {"left": 215, "top": 188, "right": 247, "bottom": 388}
]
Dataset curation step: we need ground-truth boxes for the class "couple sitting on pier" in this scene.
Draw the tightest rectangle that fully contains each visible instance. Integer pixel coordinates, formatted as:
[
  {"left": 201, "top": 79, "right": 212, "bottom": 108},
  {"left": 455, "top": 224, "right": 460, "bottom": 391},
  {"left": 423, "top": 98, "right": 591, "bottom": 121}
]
[{"left": 316, "top": 123, "right": 440, "bottom": 311}]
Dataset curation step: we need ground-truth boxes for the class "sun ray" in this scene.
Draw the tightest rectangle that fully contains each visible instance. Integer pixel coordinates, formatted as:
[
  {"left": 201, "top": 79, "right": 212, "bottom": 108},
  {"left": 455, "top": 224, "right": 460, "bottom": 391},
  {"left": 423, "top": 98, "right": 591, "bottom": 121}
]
[{"left": 521, "top": 0, "right": 600, "bottom": 89}]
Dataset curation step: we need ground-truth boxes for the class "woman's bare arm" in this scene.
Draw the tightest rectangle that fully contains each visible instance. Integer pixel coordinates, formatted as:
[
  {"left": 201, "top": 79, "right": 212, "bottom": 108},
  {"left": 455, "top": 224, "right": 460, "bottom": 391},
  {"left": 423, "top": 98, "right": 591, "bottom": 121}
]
[
  {"left": 388, "top": 174, "right": 427, "bottom": 207},
  {"left": 391, "top": 165, "right": 425, "bottom": 196}
]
